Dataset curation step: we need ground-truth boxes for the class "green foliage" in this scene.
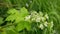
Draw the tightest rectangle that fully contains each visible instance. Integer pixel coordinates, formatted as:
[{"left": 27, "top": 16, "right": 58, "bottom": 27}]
[
  {"left": 0, "top": 17, "right": 3, "bottom": 25},
  {"left": 16, "top": 21, "right": 31, "bottom": 31},
  {"left": 5, "top": 7, "right": 31, "bottom": 32},
  {"left": 6, "top": 7, "right": 29, "bottom": 23},
  {"left": 0, "top": 0, "right": 60, "bottom": 34},
  {"left": 0, "top": 8, "right": 54, "bottom": 34}
]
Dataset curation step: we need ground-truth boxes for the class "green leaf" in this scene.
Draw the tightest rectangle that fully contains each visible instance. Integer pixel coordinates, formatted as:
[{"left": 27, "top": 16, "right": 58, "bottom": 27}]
[
  {"left": 5, "top": 15, "right": 15, "bottom": 21},
  {"left": 0, "top": 17, "right": 3, "bottom": 25},
  {"left": 6, "top": 30, "right": 18, "bottom": 34},
  {"left": 16, "top": 21, "right": 25, "bottom": 31},
  {"left": 16, "top": 21, "right": 31, "bottom": 31},
  {"left": 24, "top": 21, "right": 31, "bottom": 31},
  {"left": 20, "top": 7, "right": 29, "bottom": 17},
  {"left": 15, "top": 17, "right": 24, "bottom": 23},
  {"left": 4, "top": 26, "right": 18, "bottom": 34},
  {"left": 7, "top": 9, "right": 18, "bottom": 14},
  {"left": 6, "top": 7, "right": 29, "bottom": 23}
]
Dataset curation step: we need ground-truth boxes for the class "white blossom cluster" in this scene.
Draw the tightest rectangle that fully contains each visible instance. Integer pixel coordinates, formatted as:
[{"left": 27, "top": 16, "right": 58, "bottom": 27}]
[
  {"left": 39, "top": 21, "right": 53, "bottom": 30},
  {"left": 24, "top": 11, "right": 53, "bottom": 30}
]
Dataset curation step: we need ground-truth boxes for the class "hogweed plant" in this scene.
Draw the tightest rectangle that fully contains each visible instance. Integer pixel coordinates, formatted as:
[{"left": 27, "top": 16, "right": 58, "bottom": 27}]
[
  {"left": 0, "top": 0, "right": 60, "bottom": 34},
  {"left": 0, "top": 7, "right": 54, "bottom": 34},
  {"left": 25, "top": 11, "right": 54, "bottom": 34}
]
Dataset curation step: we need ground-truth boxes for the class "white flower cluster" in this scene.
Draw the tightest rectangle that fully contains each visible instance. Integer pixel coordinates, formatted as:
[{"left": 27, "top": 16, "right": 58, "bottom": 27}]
[
  {"left": 39, "top": 21, "right": 53, "bottom": 30},
  {"left": 24, "top": 11, "right": 53, "bottom": 30},
  {"left": 25, "top": 15, "right": 31, "bottom": 21},
  {"left": 39, "top": 24, "right": 44, "bottom": 30}
]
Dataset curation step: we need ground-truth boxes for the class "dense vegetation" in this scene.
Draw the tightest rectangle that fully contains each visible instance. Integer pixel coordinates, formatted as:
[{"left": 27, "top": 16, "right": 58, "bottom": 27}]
[{"left": 0, "top": 0, "right": 60, "bottom": 34}]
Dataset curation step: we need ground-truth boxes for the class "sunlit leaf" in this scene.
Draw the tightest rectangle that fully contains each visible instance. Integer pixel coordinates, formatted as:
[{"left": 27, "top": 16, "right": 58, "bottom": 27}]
[{"left": 16, "top": 21, "right": 25, "bottom": 31}]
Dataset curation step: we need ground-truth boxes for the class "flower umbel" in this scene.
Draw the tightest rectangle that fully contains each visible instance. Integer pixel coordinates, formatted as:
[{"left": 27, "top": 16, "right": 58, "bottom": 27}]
[{"left": 39, "top": 24, "right": 44, "bottom": 30}]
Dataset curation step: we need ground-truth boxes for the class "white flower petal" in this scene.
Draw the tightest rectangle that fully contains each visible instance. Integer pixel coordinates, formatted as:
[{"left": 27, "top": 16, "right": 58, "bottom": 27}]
[
  {"left": 36, "top": 17, "right": 41, "bottom": 22},
  {"left": 44, "top": 21, "right": 48, "bottom": 27},
  {"left": 51, "top": 21, "right": 53, "bottom": 27},
  {"left": 45, "top": 14, "right": 49, "bottom": 19},
  {"left": 25, "top": 15, "right": 31, "bottom": 21},
  {"left": 39, "top": 24, "right": 44, "bottom": 30},
  {"left": 41, "top": 17, "right": 46, "bottom": 21}
]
